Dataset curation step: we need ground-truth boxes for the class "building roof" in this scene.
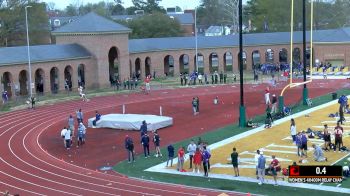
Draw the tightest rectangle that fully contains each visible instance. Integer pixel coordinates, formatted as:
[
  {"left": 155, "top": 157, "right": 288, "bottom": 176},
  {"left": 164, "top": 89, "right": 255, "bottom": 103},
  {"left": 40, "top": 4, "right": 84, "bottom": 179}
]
[
  {"left": 167, "top": 13, "right": 194, "bottom": 24},
  {"left": 0, "top": 44, "right": 92, "bottom": 66},
  {"left": 129, "top": 28, "right": 350, "bottom": 53},
  {"left": 52, "top": 12, "right": 131, "bottom": 35}
]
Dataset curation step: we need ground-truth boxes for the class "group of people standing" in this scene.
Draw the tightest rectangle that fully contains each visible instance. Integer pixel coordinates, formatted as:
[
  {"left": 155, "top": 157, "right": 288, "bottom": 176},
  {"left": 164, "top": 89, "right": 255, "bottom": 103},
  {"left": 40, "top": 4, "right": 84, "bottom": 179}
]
[
  {"left": 175, "top": 139, "right": 211, "bottom": 177},
  {"left": 124, "top": 120, "right": 162, "bottom": 163},
  {"left": 60, "top": 110, "right": 87, "bottom": 150},
  {"left": 180, "top": 71, "right": 229, "bottom": 86}
]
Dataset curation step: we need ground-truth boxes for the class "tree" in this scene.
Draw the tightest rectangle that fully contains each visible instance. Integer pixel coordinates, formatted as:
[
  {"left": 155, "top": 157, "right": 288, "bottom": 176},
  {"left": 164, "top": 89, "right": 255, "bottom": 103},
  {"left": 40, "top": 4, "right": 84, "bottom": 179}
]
[
  {"left": 0, "top": 1, "right": 49, "bottom": 46},
  {"left": 197, "top": 0, "right": 226, "bottom": 26},
  {"left": 120, "top": 12, "right": 183, "bottom": 38},
  {"left": 175, "top": 6, "right": 182, "bottom": 12},
  {"left": 131, "top": 0, "right": 165, "bottom": 14}
]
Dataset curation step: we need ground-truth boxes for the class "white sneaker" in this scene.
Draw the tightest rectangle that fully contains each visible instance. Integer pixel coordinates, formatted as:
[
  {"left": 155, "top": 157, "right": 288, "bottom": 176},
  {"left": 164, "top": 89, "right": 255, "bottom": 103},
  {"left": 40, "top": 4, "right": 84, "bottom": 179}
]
[
  {"left": 155, "top": 154, "right": 158, "bottom": 157},
  {"left": 258, "top": 182, "right": 262, "bottom": 185}
]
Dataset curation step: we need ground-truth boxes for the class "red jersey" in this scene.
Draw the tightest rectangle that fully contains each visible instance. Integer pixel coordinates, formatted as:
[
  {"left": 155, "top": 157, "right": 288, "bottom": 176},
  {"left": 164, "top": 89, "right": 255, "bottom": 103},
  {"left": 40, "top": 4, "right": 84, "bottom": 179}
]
[
  {"left": 193, "top": 151, "right": 202, "bottom": 164},
  {"left": 178, "top": 148, "right": 185, "bottom": 158},
  {"left": 144, "top": 77, "right": 150, "bottom": 83},
  {"left": 271, "top": 158, "right": 280, "bottom": 170}
]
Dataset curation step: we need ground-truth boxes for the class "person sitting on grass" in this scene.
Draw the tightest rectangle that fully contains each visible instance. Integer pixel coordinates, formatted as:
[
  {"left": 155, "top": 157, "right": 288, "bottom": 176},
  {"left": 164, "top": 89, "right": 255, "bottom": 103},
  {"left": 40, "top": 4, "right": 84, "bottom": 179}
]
[{"left": 312, "top": 144, "right": 327, "bottom": 162}]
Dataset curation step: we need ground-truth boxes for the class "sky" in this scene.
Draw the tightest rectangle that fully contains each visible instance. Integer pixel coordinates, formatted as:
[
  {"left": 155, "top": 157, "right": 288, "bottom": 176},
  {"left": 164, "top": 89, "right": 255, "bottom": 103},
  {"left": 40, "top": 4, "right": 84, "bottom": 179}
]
[{"left": 41, "top": 0, "right": 202, "bottom": 11}]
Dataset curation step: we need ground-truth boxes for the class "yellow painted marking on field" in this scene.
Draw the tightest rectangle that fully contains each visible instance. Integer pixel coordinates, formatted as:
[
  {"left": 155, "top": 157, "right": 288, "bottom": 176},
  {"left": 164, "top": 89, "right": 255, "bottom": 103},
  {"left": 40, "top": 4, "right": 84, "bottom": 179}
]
[{"left": 178, "top": 103, "right": 349, "bottom": 178}]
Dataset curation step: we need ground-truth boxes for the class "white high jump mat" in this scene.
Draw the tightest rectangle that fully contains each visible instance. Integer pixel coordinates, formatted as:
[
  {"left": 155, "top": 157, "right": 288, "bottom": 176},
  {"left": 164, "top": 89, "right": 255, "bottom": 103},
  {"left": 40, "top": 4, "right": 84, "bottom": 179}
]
[{"left": 87, "top": 114, "right": 173, "bottom": 131}]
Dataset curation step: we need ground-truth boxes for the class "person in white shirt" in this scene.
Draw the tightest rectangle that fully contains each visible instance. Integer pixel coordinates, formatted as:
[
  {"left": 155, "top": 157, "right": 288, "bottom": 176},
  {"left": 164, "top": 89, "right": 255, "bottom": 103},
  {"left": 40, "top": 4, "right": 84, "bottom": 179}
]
[
  {"left": 213, "top": 96, "right": 219, "bottom": 105},
  {"left": 290, "top": 118, "right": 297, "bottom": 144},
  {"left": 64, "top": 128, "right": 72, "bottom": 149},
  {"left": 254, "top": 149, "right": 260, "bottom": 179},
  {"left": 78, "top": 86, "right": 87, "bottom": 101},
  {"left": 187, "top": 140, "right": 197, "bottom": 170},
  {"left": 60, "top": 127, "right": 68, "bottom": 147},
  {"left": 198, "top": 74, "right": 203, "bottom": 84}
]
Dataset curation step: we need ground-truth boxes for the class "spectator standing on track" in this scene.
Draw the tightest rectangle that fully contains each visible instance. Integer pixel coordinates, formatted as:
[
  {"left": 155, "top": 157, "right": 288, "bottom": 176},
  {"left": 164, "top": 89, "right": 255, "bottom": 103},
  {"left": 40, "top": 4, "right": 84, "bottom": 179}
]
[
  {"left": 202, "top": 146, "right": 211, "bottom": 177},
  {"left": 192, "top": 97, "right": 198, "bottom": 115},
  {"left": 231, "top": 147, "right": 239, "bottom": 177},
  {"left": 68, "top": 115, "right": 74, "bottom": 136},
  {"left": 77, "top": 123, "right": 86, "bottom": 147},
  {"left": 153, "top": 130, "right": 162, "bottom": 157},
  {"left": 76, "top": 109, "right": 83, "bottom": 123},
  {"left": 166, "top": 144, "right": 175, "bottom": 167},
  {"left": 60, "top": 127, "right": 68, "bottom": 147},
  {"left": 257, "top": 151, "right": 266, "bottom": 185},
  {"left": 193, "top": 147, "right": 202, "bottom": 173},
  {"left": 177, "top": 146, "right": 185, "bottom": 172},
  {"left": 290, "top": 118, "right": 297, "bottom": 144},
  {"left": 266, "top": 104, "right": 273, "bottom": 124},
  {"left": 140, "top": 120, "right": 147, "bottom": 137},
  {"left": 141, "top": 133, "right": 150, "bottom": 158},
  {"left": 264, "top": 87, "right": 270, "bottom": 105},
  {"left": 271, "top": 94, "right": 277, "bottom": 113},
  {"left": 254, "top": 149, "right": 260, "bottom": 178},
  {"left": 30, "top": 96, "right": 36, "bottom": 109},
  {"left": 334, "top": 122, "right": 343, "bottom": 152},
  {"left": 64, "top": 128, "right": 72, "bottom": 150},
  {"left": 125, "top": 135, "right": 135, "bottom": 163},
  {"left": 187, "top": 140, "right": 197, "bottom": 169},
  {"left": 144, "top": 75, "right": 151, "bottom": 94},
  {"left": 196, "top": 97, "right": 200, "bottom": 113}
]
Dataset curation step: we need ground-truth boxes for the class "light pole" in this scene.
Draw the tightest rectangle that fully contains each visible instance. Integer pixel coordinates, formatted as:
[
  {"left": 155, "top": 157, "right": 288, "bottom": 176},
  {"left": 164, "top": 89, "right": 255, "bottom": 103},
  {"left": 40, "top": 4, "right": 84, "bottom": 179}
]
[
  {"left": 238, "top": 0, "right": 246, "bottom": 127},
  {"left": 194, "top": 7, "right": 199, "bottom": 73},
  {"left": 25, "top": 5, "right": 33, "bottom": 98}
]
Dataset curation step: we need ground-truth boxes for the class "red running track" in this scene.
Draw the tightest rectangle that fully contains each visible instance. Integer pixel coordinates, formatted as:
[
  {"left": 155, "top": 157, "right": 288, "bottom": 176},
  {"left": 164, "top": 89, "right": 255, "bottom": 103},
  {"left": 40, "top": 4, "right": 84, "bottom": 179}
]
[{"left": 0, "top": 80, "right": 347, "bottom": 195}]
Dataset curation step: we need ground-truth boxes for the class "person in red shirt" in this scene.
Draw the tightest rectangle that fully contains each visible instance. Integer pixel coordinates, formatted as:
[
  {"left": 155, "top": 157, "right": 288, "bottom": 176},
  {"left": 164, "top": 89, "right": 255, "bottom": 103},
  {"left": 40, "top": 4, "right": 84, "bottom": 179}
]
[
  {"left": 177, "top": 146, "right": 185, "bottom": 172},
  {"left": 334, "top": 122, "right": 343, "bottom": 152},
  {"left": 193, "top": 147, "right": 202, "bottom": 174},
  {"left": 144, "top": 75, "right": 151, "bottom": 94},
  {"left": 270, "top": 155, "right": 281, "bottom": 186}
]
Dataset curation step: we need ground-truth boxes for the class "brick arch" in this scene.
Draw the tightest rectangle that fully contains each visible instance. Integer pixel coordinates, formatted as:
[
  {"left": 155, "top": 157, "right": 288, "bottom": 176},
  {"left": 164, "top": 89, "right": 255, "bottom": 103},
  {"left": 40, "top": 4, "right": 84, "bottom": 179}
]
[
  {"left": 64, "top": 65, "right": 73, "bottom": 91},
  {"left": 19, "top": 70, "right": 28, "bottom": 96},
  {"left": 164, "top": 55, "right": 174, "bottom": 77},
  {"left": 2, "top": 71, "right": 13, "bottom": 97},
  {"left": 50, "top": 67, "right": 59, "bottom": 94},
  {"left": 35, "top": 68, "right": 45, "bottom": 94},
  {"left": 145, "top": 57, "right": 151, "bottom": 77},
  {"left": 223, "top": 51, "right": 233, "bottom": 72}
]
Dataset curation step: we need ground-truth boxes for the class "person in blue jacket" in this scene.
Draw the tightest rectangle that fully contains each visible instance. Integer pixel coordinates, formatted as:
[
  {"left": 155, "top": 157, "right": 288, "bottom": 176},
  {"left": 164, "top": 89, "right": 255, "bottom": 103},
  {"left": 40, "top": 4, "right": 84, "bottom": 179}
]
[
  {"left": 141, "top": 133, "right": 150, "bottom": 158},
  {"left": 140, "top": 120, "right": 147, "bottom": 136},
  {"left": 166, "top": 144, "right": 175, "bottom": 167}
]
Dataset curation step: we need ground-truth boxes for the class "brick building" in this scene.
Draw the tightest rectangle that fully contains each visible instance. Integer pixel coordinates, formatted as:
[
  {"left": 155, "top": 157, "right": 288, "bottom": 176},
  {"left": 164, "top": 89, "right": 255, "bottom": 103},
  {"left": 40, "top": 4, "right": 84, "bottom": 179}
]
[{"left": 1, "top": 12, "right": 350, "bottom": 97}]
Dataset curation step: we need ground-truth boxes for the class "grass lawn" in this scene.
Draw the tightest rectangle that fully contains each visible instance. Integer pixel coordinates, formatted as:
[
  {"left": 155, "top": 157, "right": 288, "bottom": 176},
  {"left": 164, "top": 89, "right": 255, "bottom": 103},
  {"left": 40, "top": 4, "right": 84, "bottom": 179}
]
[{"left": 114, "top": 88, "right": 350, "bottom": 196}]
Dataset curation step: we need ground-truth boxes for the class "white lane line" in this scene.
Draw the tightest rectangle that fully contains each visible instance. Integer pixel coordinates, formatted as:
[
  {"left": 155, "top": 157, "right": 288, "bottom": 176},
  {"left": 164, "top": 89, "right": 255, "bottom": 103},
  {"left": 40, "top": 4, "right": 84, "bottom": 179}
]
[
  {"left": 0, "top": 170, "right": 81, "bottom": 196},
  {"left": 0, "top": 180, "right": 46, "bottom": 196},
  {"left": 8, "top": 106, "right": 160, "bottom": 195},
  {"left": 22, "top": 100, "right": 211, "bottom": 195}
]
